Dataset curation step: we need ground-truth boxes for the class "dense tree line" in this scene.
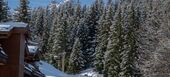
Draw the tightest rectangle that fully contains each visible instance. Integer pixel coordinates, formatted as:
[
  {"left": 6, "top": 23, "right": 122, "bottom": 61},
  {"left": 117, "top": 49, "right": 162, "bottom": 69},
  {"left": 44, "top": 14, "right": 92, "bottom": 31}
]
[
  {"left": 29, "top": 0, "right": 140, "bottom": 76},
  {"left": 7, "top": 0, "right": 170, "bottom": 77}
]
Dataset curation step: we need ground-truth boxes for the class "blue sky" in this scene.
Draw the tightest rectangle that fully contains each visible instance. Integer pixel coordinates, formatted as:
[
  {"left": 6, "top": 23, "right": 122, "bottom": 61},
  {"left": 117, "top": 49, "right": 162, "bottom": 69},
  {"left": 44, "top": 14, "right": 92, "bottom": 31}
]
[{"left": 8, "top": 0, "right": 95, "bottom": 9}]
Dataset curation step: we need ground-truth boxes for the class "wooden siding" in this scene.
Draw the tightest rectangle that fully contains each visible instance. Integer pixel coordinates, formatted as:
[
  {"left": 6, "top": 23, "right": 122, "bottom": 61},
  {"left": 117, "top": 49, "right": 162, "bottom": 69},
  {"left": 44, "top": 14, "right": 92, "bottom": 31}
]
[{"left": 0, "top": 28, "right": 27, "bottom": 77}]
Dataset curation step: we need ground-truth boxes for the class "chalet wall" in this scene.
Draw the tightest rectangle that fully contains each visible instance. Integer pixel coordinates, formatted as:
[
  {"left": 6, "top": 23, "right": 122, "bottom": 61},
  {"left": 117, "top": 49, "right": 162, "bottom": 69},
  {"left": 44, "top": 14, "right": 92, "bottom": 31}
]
[{"left": 0, "top": 32, "right": 25, "bottom": 77}]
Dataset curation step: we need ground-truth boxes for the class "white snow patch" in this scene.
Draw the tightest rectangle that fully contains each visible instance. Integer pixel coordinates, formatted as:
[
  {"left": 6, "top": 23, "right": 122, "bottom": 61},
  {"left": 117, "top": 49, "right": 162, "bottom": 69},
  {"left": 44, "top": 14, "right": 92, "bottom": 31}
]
[
  {"left": 0, "top": 47, "right": 7, "bottom": 56},
  {"left": 35, "top": 61, "right": 82, "bottom": 77},
  {"left": 79, "top": 68, "right": 103, "bottom": 77},
  {"left": 28, "top": 45, "right": 38, "bottom": 54},
  {"left": 64, "top": 0, "right": 71, "bottom": 3},
  {"left": 34, "top": 61, "right": 101, "bottom": 77},
  {"left": 0, "top": 25, "right": 13, "bottom": 31}
]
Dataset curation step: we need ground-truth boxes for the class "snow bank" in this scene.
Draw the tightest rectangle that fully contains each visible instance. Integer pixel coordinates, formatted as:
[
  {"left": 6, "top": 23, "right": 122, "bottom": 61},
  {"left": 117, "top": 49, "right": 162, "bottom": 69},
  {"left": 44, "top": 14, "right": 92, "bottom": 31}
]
[
  {"left": 35, "top": 61, "right": 102, "bottom": 77},
  {"left": 35, "top": 61, "right": 69, "bottom": 77},
  {"left": 35, "top": 61, "right": 84, "bottom": 77},
  {"left": 0, "top": 25, "right": 13, "bottom": 31},
  {"left": 28, "top": 45, "right": 38, "bottom": 54},
  {"left": 79, "top": 68, "right": 103, "bottom": 77}
]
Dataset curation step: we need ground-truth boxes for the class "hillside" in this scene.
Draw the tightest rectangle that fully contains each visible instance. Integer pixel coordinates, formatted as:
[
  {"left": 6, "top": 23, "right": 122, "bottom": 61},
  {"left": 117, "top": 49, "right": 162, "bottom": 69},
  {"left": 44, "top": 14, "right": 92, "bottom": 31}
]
[{"left": 1, "top": 0, "right": 170, "bottom": 77}]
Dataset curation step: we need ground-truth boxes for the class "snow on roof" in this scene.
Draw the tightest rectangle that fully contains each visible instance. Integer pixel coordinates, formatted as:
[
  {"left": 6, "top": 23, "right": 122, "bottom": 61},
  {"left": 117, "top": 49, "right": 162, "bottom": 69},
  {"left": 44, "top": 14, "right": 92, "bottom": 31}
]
[
  {"left": 25, "top": 63, "right": 45, "bottom": 77},
  {"left": 0, "top": 47, "right": 8, "bottom": 57},
  {"left": 35, "top": 61, "right": 81, "bottom": 77},
  {"left": 24, "top": 63, "right": 33, "bottom": 72},
  {"left": 0, "top": 25, "right": 13, "bottom": 31},
  {"left": 28, "top": 45, "right": 38, "bottom": 54},
  {"left": 0, "top": 21, "right": 27, "bottom": 32},
  {"left": 0, "top": 21, "right": 27, "bottom": 28}
]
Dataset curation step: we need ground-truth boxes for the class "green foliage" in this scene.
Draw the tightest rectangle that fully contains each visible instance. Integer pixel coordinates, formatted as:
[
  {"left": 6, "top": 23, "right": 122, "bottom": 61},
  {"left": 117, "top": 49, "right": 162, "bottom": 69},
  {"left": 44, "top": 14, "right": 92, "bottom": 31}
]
[
  {"left": 105, "top": 8, "right": 124, "bottom": 77},
  {"left": 95, "top": 0, "right": 114, "bottom": 74},
  {"left": 30, "top": 0, "right": 140, "bottom": 76},
  {"left": 15, "top": 0, "right": 30, "bottom": 23},
  {"left": 104, "top": 2, "right": 140, "bottom": 77},
  {"left": 68, "top": 38, "right": 84, "bottom": 74},
  {"left": 34, "top": 8, "right": 44, "bottom": 37},
  {"left": 78, "top": 0, "right": 104, "bottom": 69},
  {"left": 120, "top": 4, "right": 139, "bottom": 77},
  {"left": 0, "top": 0, "right": 9, "bottom": 22}
]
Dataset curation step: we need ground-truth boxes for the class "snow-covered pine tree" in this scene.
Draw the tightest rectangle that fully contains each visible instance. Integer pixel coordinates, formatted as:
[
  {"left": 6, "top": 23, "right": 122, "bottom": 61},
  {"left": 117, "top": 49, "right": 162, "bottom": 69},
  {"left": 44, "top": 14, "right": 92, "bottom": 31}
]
[
  {"left": 45, "top": 14, "right": 59, "bottom": 68},
  {"left": 61, "top": 1, "right": 77, "bottom": 72},
  {"left": 64, "top": 0, "right": 74, "bottom": 16},
  {"left": 45, "top": 2, "right": 59, "bottom": 55},
  {"left": 78, "top": 0, "right": 104, "bottom": 69},
  {"left": 66, "top": 1, "right": 82, "bottom": 67},
  {"left": 34, "top": 8, "right": 44, "bottom": 39},
  {"left": 73, "top": 0, "right": 81, "bottom": 36},
  {"left": 41, "top": 7, "right": 51, "bottom": 53},
  {"left": 96, "top": 0, "right": 105, "bottom": 16},
  {"left": 31, "top": 7, "right": 54, "bottom": 55},
  {"left": 51, "top": 8, "right": 71, "bottom": 71},
  {"left": 68, "top": 38, "right": 84, "bottom": 74},
  {"left": 77, "top": 14, "right": 89, "bottom": 70},
  {"left": 82, "top": 9, "right": 97, "bottom": 69},
  {"left": 30, "top": 7, "right": 52, "bottom": 53},
  {"left": 30, "top": 8, "right": 38, "bottom": 32},
  {"left": 42, "top": 6, "right": 58, "bottom": 54},
  {"left": 95, "top": 10, "right": 106, "bottom": 74},
  {"left": 95, "top": 0, "right": 114, "bottom": 74},
  {"left": 30, "top": 7, "right": 49, "bottom": 44},
  {"left": 104, "top": 7, "right": 124, "bottom": 77},
  {"left": 0, "top": 0, "right": 9, "bottom": 22},
  {"left": 120, "top": 2, "right": 139, "bottom": 77},
  {"left": 15, "top": 0, "right": 30, "bottom": 23}
]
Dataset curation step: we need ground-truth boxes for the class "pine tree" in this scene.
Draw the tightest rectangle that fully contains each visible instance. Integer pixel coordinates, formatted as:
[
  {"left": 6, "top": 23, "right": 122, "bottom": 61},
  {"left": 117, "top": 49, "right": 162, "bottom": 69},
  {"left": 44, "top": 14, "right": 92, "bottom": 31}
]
[
  {"left": 34, "top": 8, "right": 44, "bottom": 38},
  {"left": 68, "top": 38, "right": 84, "bottom": 74},
  {"left": 45, "top": 14, "right": 59, "bottom": 67},
  {"left": 30, "top": 8, "right": 38, "bottom": 40},
  {"left": 41, "top": 7, "right": 51, "bottom": 53},
  {"left": 120, "top": 2, "right": 140, "bottom": 77},
  {"left": 105, "top": 7, "right": 124, "bottom": 77},
  {"left": 51, "top": 8, "right": 70, "bottom": 71},
  {"left": 95, "top": 11, "right": 106, "bottom": 74},
  {"left": 77, "top": 15, "right": 89, "bottom": 70},
  {"left": 95, "top": 0, "right": 114, "bottom": 74},
  {"left": 16, "top": 0, "right": 30, "bottom": 23},
  {"left": 78, "top": 0, "right": 104, "bottom": 69},
  {"left": 62, "top": 1, "right": 82, "bottom": 72},
  {"left": 45, "top": 5, "right": 59, "bottom": 56},
  {"left": 0, "top": 0, "right": 9, "bottom": 22}
]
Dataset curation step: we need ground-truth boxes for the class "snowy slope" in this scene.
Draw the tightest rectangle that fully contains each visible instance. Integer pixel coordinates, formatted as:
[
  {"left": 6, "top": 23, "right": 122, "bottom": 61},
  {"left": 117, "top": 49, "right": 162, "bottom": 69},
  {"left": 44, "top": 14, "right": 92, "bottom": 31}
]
[
  {"left": 35, "top": 61, "right": 84, "bottom": 77},
  {"left": 35, "top": 61, "right": 102, "bottom": 77},
  {"left": 36, "top": 61, "right": 70, "bottom": 77}
]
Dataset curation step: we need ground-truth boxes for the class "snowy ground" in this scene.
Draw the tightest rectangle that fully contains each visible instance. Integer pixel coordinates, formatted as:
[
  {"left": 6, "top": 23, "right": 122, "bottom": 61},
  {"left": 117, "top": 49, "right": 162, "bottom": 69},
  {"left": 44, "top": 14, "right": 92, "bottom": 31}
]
[
  {"left": 79, "top": 68, "right": 103, "bottom": 77},
  {"left": 36, "top": 61, "right": 103, "bottom": 77},
  {"left": 35, "top": 61, "right": 76, "bottom": 77}
]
